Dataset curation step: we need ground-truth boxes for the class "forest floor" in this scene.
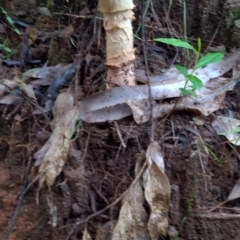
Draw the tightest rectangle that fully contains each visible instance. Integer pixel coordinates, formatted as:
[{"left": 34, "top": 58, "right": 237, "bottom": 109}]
[{"left": 1, "top": 0, "right": 240, "bottom": 240}]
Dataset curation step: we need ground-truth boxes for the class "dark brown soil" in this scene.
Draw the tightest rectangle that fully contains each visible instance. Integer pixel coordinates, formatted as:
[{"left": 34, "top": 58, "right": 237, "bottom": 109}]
[{"left": 1, "top": 0, "right": 240, "bottom": 240}]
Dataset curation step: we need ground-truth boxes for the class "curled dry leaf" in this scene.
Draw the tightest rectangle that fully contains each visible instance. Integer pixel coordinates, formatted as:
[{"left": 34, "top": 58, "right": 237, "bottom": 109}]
[
  {"left": 133, "top": 75, "right": 237, "bottom": 124},
  {"left": 96, "top": 221, "right": 116, "bottom": 240},
  {"left": 112, "top": 154, "right": 150, "bottom": 240},
  {"left": 211, "top": 116, "right": 240, "bottom": 146},
  {"left": 227, "top": 178, "right": 240, "bottom": 202},
  {"left": 78, "top": 51, "right": 240, "bottom": 123},
  {"left": 0, "top": 78, "right": 21, "bottom": 96},
  {"left": 0, "top": 94, "right": 23, "bottom": 105},
  {"left": 21, "top": 82, "right": 37, "bottom": 100},
  {"left": 182, "top": 77, "right": 233, "bottom": 116},
  {"left": 0, "top": 77, "right": 37, "bottom": 105},
  {"left": 127, "top": 100, "right": 185, "bottom": 124},
  {"left": 143, "top": 141, "right": 170, "bottom": 239},
  {"left": 34, "top": 91, "right": 78, "bottom": 188},
  {"left": 83, "top": 227, "right": 93, "bottom": 240}
]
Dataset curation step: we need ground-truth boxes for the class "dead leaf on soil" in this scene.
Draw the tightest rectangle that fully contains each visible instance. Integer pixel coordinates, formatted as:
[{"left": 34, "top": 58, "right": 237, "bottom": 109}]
[
  {"left": 0, "top": 77, "right": 37, "bottom": 105},
  {"left": 112, "top": 154, "right": 150, "bottom": 240},
  {"left": 0, "top": 78, "right": 19, "bottom": 96},
  {"left": 126, "top": 71, "right": 239, "bottom": 124},
  {"left": 96, "top": 221, "right": 116, "bottom": 240},
  {"left": 0, "top": 94, "right": 23, "bottom": 105},
  {"left": 83, "top": 227, "right": 93, "bottom": 240},
  {"left": 78, "top": 51, "right": 240, "bottom": 123},
  {"left": 211, "top": 116, "right": 240, "bottom": 146},
  {"left": 34, "top": 91, "right": 78, "bottom": 188},
  {"left": 207, "top": 178, "right": 240, "bottom": 212},
  {"left": 143, "top": 141, "right": 170, "bottom": 239},
  {"left": 21, "top": 82, "right": 37, "bottom": 100},
  {"left": 127, "top": 100, "right": 185, "bottom": 124},
  {"left": 227, "top": 178, "right": 240, "bottom": 202}
]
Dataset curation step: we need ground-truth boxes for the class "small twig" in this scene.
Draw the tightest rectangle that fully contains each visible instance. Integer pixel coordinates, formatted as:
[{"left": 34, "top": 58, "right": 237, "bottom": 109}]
[
  {"left": 196, "top": 212, "right": 240, "bottom": 219},
  {"left": 89, "top": 190, "right": 97, "bottom": 213},
  {"left": 197, "top": 148, "right": 208, "bottom": 192},
  {"left": 80, "top": 131, "right": 90, "bottom": 162},
  {"left": 203, "top": 18, "right": 223, "bottom": 55},
  {"left": 205, "top": 201, "right": 228, "bottom": 213},
  {"left": 53, "top": 12, "right": 102, "bottom": 20},
  {"left": 114, "top": 121, "right": 126, "bottom": 148},
  {"left": 114, "top": 123, "right": 134, "bottom": 162},
  {"left": 141, "top": 0, "right": 154, "bottom": 142},
  {"left": 65, "top": 160, "right": 148, "bottom": 240}
]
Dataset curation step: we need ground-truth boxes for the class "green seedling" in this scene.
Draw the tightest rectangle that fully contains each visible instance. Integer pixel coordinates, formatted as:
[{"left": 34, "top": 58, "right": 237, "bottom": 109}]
[
  {"left": 218, "top": 127, "right": 240, "bottom": 146},
  {"left": 0, "top": 7, "right": 20, "bottom": 34},
  {"left": 67, "top": 115, "right": 82, "bottom": 141},
  {"left": 219, "top": 128, "right": 240, "bottom": 135},
  {"left": 0, "top": 39, "right": 12, "bottom": 53},
  {"left": 155, "top": 37, "right": 224, "bottom": 97}
]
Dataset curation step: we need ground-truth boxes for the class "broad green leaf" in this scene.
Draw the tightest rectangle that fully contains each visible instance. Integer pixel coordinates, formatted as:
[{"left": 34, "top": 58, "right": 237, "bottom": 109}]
[
  {"left": 155, "top": 38, "right": 195, "bottom": 51},
  {"left": 195, "top": 52, "right": 224, "bottom": 68},
  {"left": 186, "top": 75, "right": 203, "bottom": 89},
  {"left": 175, "top": 65, "right": 188, "bottom": 77},
  {"left": 180, "top": 88, "right": 196, "bottom": 97}
]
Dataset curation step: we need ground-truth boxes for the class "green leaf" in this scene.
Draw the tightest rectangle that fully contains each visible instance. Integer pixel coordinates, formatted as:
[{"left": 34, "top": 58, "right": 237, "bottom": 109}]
[
  {"left": 14, "top": 28, "right": 20, "bottom": 34},
  {"left": 4, "top": 46, "right": 12, "bottom": 53},
  {"left": 186, "top": 75, "right": 203, "bottom": 89},
  {"left": 180, "top": 88, "right": 196, "bottom": 97},
  {"left": 6, "top": 16, "right": 14, "bottom": 26},
  {"left": 0, "top": 43, "right": 11, "bottom": 53},
  {"left": 197, "top": 38, "right": 202, "bottom": 55},
  {"left": 0, "top": 7, "right": 7, "bottom": 14},
  {"left": 155, "top": 38, "right": 195, "bottom": 51},
  {"left": 219, "top": 128, "right": 240, "bottom": 135},
  {"left": 3, "top": 39, "right": 8, "bottom": 45},
  {"left": 195, "top": 52, "right": 224, "bottom": 68},
  {"left": 180, "top": 88, "right": 190, "bottom": 96},
  {"left": 175, "top": 65, "right": 188, "bottom": 77}
]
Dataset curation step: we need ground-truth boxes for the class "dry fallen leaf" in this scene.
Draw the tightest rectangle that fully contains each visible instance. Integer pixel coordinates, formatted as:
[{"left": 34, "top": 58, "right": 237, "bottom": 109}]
[
  {"left": 112, "top": 154, "right": 150, "bottom": 240},
  {"left": 143, "top": 141, "right": 170, "bottom": 239},
  {"left": 83, "top": 227, "right": 93, "bottom": 240},
  {"left": 0, "top": 77, "right": 37, "bottom": 105},
  {"left": 127, "top": 100, "right": 185, "bottom": 124},
  {"left": 212, "top": 116, "right": 240, "bottom": 146},
  {"left": 34, "top": 91, "right": 78, "bottom": 188},
  {"left": 78, "top": 51, "right": 240, "bottom": 123},
  {"left": 0, "top": 94, "right": 23, "bottom": 105},
  {"left": 227, "top": 178, "right": 240, "bottom": 201}
]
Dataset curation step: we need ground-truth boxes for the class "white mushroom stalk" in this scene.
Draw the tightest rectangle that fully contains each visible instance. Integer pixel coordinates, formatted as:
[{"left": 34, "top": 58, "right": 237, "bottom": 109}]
[{"left": 98, "top": 0, "right": 136, "bottom": 86}]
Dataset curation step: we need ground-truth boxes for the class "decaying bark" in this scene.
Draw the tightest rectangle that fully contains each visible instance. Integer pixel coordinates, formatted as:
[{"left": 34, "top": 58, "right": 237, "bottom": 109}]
[{"left": 98, "top": 0, "right": 136, "bottom": 86}]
